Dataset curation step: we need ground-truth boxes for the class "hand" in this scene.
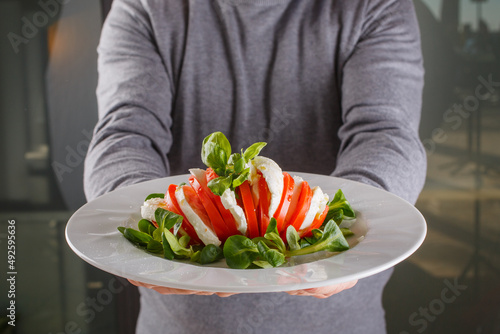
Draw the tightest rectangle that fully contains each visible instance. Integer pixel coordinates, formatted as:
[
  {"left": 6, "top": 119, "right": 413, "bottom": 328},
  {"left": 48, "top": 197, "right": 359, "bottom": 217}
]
[
  {"left": 285, "top": 280, "right": 358, "bottom": 299},
  {"left": 129, "top": 279, "right": 357, "bottom": 299},
  {"left": 128, "top": 279, "right": 236, "bottom": 297}
]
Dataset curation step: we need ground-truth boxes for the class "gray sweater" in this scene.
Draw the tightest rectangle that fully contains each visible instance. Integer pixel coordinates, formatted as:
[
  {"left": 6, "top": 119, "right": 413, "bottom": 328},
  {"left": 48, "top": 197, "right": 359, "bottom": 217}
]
[{"left": 84, "top": 0, "right": 426, "bottom": 333}]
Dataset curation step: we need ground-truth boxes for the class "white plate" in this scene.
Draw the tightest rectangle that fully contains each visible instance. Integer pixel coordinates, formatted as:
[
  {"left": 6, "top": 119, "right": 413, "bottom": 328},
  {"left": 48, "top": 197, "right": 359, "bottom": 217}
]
[{"left": 65, "top": 173, "right": 426, "bottom": 293}]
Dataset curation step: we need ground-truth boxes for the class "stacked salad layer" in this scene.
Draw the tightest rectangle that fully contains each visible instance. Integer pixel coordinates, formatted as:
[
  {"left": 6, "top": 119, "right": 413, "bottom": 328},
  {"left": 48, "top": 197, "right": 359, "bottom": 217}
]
[{"left": 118, "top": 132, "right": 356, "bottom": 269}]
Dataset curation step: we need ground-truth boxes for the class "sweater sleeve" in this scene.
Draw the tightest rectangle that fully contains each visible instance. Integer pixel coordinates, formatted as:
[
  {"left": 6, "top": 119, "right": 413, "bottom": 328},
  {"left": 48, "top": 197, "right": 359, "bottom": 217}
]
[
  {"left": 332, "top": 0, "right": 426, "bottom": 204},
  {"left": 84, "top": 0, "right": 173, "bottom": 201}
]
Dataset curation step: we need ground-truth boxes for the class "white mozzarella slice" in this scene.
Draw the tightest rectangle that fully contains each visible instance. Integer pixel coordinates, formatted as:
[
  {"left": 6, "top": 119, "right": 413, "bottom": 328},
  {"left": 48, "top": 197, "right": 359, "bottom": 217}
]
[
  {"left": 189, "top": 168, "right": 207, "bottom": 185},
  {"left": 140, "top": 197, "right": 166, "bottom": 222},
  {"left": 175, "top": 186, "right": 221, "bottom": 246},
  {"left": 220, "top": 189, "right": 248, "bottom": 235},
  {"left": 298, "top": 186, "right": 329, "bottom": 232},
  {"left": 250, "top": 156, "right": 284, "bottom": 218}
]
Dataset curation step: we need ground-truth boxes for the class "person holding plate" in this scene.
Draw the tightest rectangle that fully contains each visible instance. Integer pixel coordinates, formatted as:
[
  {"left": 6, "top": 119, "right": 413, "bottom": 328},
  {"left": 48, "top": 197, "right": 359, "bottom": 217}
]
[{"left": 84, "top": 0, "right": 426, "bottom": 333}]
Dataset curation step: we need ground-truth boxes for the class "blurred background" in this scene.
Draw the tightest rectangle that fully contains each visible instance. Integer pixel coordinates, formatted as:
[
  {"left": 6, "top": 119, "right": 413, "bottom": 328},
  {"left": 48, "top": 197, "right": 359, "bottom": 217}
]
[{"left": 0, "top": 0, "right": 499, "bottom": 333}]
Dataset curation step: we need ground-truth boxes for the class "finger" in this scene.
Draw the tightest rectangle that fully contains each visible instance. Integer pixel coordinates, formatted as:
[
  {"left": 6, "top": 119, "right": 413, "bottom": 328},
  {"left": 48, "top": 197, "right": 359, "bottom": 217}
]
[
  {"left": 128, "top": 279, "right": 140, "bottom": 287},
  {"left": 302, "top": 280, "right": 358, "bottom": 296},
  {"left": 215, "top": 292, "right": 237, "bottom": 297},
  {"left": 286, "top": 280, "right": 358, "bottom": 298}
]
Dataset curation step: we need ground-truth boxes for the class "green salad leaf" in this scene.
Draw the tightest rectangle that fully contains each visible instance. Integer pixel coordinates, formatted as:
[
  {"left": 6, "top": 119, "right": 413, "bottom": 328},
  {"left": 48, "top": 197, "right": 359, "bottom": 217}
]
[
  {"left": 263, "top": 218, "right": 286, "bottom": 254},
  {"left": 256, "top": 241, "right": 286, "bottom": 268},
  {"left": 153, "top": 208, "right": 183, "bottom": 241},
  {"left": 223, "top": 235, "right": 260, "bottom": 269},
  {"left": 138, "top": 219, "right": 156, "bottom": 236},
  {"left": 286, "top": 225, "right": 301, "bottom": 251},
  {"left": 324, "top": 189, "right": 356, "bottom": 225},
  {"left": 287, "top": 220, "right": 349, "bottom": 257},
  {"left": 120, "top": 228, "right": 152, "bottom": 246},
  {"left": 200, "top": 244, "right": 224, "bottom": 265}
]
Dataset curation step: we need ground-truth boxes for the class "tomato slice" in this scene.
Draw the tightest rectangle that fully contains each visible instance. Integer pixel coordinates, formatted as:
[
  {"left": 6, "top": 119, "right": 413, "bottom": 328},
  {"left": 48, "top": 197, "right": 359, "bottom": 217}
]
[
  {"left": 273, "top": 172, "right": 294, "bottom": 234},
  {"left": 189, "top": 175, "right": 235, "bottom": 242},
  {"left": 165, "top": 184, "right": 202, "bottom": 244},
  {"left": 299, "top": 204, "right": 329, "bottom": 238},
  {"left": 206, "top": 167, "right": 219, "bottom": 182},
  {"left": 204, "top": 169, "right": 240, "bottom": 236},
  {"left": 282, "top": 181, "right": 313, "bottom": 234},
  {"left": 239, "top": 180, "right": 259, "bottom": 239},
  {"left": 182, "top": 182, "right": 218, "bottom": 231},
  {"left": 257, "top": 173, "right": 271, "bottom": 236}
]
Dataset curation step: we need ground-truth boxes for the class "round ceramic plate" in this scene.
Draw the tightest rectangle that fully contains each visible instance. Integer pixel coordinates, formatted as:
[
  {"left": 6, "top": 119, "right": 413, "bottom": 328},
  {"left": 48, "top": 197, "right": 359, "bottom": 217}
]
[{"left": 65, "top": 172, "right": 426, "bottom": 293}]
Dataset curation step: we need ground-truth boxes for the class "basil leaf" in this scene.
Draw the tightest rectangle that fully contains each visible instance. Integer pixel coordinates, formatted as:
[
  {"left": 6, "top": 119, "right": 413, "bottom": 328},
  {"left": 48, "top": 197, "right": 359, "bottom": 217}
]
[
  {"left": 233, "top": 155, "right": 246, "bottom": 174},
  {"left": 208, "top": 175, "right": 233, "bottom": 196},
  {"left": 228, "top": 153, "right": 241, "bottom": 165},
  {"left": 286, "top": 225, "right": 301, "bottom": 251},
  {"left": 201, "top": 132, "right": 232, "bottom": 172},
  {"left": 243, "top": 142, "right": 267, "bottom": 162},
  {"left": 223, "top": 235, "right": 260, "bottom": 269},
  {"left": 200, "top": 244, "right": 224, "bottom": 265},
  {"left": 232, "top": 169, "right": 249, "bottom": 188},
  {"left": 144, "top": 193, "right": 164, "bottom": 201},
  {"left": 257, "top": 241, "right": 285, "bottom": 268}
]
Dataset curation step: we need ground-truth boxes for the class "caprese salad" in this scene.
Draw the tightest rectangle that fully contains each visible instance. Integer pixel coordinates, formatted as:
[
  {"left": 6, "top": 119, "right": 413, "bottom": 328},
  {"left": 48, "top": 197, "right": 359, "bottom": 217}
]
[{"left": 118, "top": 132, "right": 355, "bottom": 269}]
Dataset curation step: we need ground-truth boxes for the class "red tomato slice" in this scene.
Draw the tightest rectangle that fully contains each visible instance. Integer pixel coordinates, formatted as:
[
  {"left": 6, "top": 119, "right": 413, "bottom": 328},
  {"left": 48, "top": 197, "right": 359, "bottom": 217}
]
[
  {"left": 206, "top": 167, "right": 219, "bottom": 182},
  {"left": 288, "top": 181, "right": 313, "bottom": 232},
  {"left": 239, "top": 180, "right": 259, "bottom": 239},
  {"left": 284, "top": 179, "right": 303, "bottom": 225},
  {"left": 181, "top": 183, "right": 218, "bottom": 233},
  {"left": 165, "top": 184, "right": 202, "bottom": 244},
  {"left": 257, "top": 173, "right": 271, "bottom": 236},
  {"left": 202, "top": 169, "right": 240, "bottom": 236},
  {"left": 280, "top": 181, "right": 303, "bottom": 238},
  {"left": 189, "top": 175, "right": 235, "bottom": 242},
  {"left": 273, "top": 172, "right": 294, "bottom": 234},
  {"left": 299, "top": 204, "right": 329, "bottom": 238}
]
